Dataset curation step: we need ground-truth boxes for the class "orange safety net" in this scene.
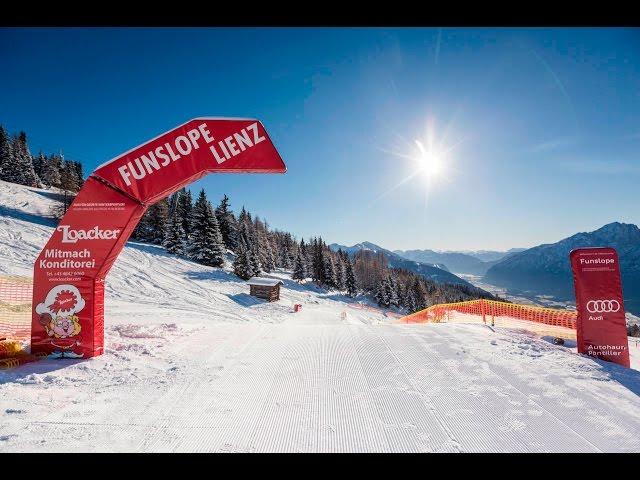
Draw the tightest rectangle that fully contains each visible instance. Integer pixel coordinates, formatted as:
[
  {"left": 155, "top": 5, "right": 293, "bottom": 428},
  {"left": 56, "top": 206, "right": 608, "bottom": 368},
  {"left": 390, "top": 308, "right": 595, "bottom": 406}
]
[
  {"left": 399, "top": 298, "right": 577, "bottom": 330},
  {"left": 0, "top": 275, "right": 33, "bottom": 343}
]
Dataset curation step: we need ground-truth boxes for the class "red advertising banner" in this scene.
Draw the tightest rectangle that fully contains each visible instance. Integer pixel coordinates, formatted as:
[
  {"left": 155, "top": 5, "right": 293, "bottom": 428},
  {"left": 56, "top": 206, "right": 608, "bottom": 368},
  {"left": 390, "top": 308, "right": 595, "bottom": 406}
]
[
  {"left": 570, "top": 247, "right": 630, "bottom": 368},
  {"left": 31, "top": 177, "right": 145, "bottom": 358},
  {"left": 32, "top": 118, "right": 285, "bottom": 358},
  {"left": 93, "top": 118, "right": 285, "bottom": 204}
]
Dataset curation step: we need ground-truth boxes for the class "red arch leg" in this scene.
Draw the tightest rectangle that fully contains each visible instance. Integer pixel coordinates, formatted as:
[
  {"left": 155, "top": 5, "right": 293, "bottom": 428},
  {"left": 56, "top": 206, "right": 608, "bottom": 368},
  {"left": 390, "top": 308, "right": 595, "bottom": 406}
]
[{"left": 31, "top": 177, "right": 146, "bottom": 358}]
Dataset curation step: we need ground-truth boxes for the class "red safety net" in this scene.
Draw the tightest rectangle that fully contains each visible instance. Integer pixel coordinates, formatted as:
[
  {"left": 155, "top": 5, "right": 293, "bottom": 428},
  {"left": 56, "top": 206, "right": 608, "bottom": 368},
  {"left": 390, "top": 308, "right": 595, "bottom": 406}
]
[
  {"left": 399, "top": 299, "right": 577, "bottom": 336},
  {"left": 0, "top": 276, "right": 33, "bottom": 343}
]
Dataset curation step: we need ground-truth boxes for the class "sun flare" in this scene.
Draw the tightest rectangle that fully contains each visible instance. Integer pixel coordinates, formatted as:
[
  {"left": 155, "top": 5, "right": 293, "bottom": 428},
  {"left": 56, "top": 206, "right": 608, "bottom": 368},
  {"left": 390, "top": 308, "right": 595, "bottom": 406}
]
[
  {"left": 368, "top": 116, "right": 460, "bottom": 209},
  {"left": 414, "top": 139, "right": 444, "bottom": 181}
]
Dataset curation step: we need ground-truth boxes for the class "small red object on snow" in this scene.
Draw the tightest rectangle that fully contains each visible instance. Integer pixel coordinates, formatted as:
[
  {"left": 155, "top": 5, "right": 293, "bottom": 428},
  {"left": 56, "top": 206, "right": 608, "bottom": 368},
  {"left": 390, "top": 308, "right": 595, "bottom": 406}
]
[{"left": 294, "top": 304, "right": 302, "bottom": 312}]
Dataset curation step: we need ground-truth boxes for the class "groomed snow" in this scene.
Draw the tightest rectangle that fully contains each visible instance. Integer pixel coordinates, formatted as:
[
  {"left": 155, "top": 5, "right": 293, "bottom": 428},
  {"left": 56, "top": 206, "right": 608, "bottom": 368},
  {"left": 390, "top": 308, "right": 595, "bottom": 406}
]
[{"left": 1, "top": 180, "right": 640, "bottom": 452}]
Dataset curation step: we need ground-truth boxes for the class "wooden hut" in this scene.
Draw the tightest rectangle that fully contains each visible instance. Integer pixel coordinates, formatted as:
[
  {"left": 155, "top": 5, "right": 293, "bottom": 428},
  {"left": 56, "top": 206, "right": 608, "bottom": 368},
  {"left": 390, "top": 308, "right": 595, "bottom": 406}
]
[{"left": 246, "top": 277, "right": 284, "bottom": 302}]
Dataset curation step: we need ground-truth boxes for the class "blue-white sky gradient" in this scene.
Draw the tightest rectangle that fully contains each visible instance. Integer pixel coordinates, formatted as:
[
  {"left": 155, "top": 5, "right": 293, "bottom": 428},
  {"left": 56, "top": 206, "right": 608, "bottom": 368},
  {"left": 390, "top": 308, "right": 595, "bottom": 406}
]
[{"left": 1, "top": 28, "right": 638, "bottom": 251}]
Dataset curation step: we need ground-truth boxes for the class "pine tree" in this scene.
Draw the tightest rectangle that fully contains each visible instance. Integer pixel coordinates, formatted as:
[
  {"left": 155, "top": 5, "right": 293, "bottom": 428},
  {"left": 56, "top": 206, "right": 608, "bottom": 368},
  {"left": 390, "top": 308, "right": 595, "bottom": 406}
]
[
  {"left": 292, "top": 250, "right": 307, "bottom": 281},
  {"left": 263, "top": 236, "right": 277, "bottom": 272},
  {"left": 345, "top": 254, "right": 357, "bottom": 297},
  {"left": 276, "top": 232, "right": 295, "bottom": 269},
  {"left": 236, "top": 208, "right": 258, "bottom": 257},
  {"left": 167, "top": 190, "right": 180, "bottom": 218},
  {"left": 238, "top": 206, "right": 249, "bottom": 223},
  {"left": 311, "top": 238, "right": 325, "bottom": 284},
  {"left": 335, "top": 250, "right": 347, "bottom": 290},
  {"left": 322, "top": 252, "right": 337, "bottom": 289},
  {"left": 306, "top": 249, "right": 315, "bottom": 276},
  {"left": 40, "top": 154, "right": 62, "bottom": 187},
  {"left": 0, "top": 126, "right": 12, "bottom": 181},
  {"left": 386, "top": 275, "right": 399, "bottom": 308},
  {"left": 396, "top": 280, "right": 407, "bottom": 310},
  {"left": 253, "top": 222, "right": 275, "bottom": 273},
  {"left": 56, "top": 159, "right": 84, "bottom": 193},
  {"left": 233, "top": 245, "right": 251, "bottom": 280},
  {"left": 20, "top": 133, "right": 39, "bottom": 186},
  {"left": 215, "top": 194, "right": 238, "bottom": 251},
  {"left": 32, "top": 152, "right": 47, "bottom": 183},
  {"left": 59, "top": 159, "right": 81, "bottom": 192},
  {"left": 147, "top": 200, "right": 169, "bottom": 244},
  {"left": 131, "top": 213, "right": 148, "bottom": 241},
  {"left": 73, "top": 161, "right": 84, "bottom": 189},
  {"left": 5, "top": 132, "right": 38, "bottom": 186},
  {"left": 277, "top": 242, "right": 288, "bottom": 269},
  {"left": 174, "top": 188, "right": 193, "bottom": 240},
  {"left": 233, "top": 244, "right": 260, "bottom": 280},
  {"left": 188, "top": 190, "right": 225, "bottom": 267},
  {"left": 405, "top": 286, "right": 417, "bottom": 312},
  {"left": 237, "top": 220, "right": 251, "bottom": 250},
  {"left": 299, "top": 238, "right": 311, "bottom": 278},
  {"left": 249, "top": 246, "right": 262, "bottom": 277},
  {"left": 375, "top": 277, "right": 390, "bottom": 307},
  {"left": 133, "top": 203, "right": 159, "bottom": 243},
  {"left": 163, "top": 213, "right": 185, "bottom": 254},
  {"left": 268, "top": 235, "right": 278, "bottom": 271},
  {"left": 411, "top": 278, "right": 427, "bottom": 311}
]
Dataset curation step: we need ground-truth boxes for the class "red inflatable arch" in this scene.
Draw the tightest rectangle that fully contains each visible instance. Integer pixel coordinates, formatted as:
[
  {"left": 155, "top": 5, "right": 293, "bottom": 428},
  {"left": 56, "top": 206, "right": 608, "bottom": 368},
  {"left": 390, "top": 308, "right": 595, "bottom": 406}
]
[{"left": 31, "top": 118, "right": 286, "bottom": 358}]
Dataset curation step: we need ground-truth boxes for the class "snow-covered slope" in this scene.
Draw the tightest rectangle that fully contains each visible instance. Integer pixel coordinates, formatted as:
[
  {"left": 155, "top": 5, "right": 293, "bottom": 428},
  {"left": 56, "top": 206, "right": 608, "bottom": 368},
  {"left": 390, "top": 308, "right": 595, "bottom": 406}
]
[
  {"left": 0, "top": 181, "right": 60, "bottom": 277},
  {"left": 2, "top": 180, "right": 640, "bottom": 453}
]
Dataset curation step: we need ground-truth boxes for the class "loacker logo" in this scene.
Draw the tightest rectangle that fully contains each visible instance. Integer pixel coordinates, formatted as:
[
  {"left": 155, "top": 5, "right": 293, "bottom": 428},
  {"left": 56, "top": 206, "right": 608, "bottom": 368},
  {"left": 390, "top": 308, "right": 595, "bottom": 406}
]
[
  {"left": 57, "top": 225, "right": 121, "bottom": 244},
  {"left": 586, "top": 300, "right": 621, "bottom": 313}
]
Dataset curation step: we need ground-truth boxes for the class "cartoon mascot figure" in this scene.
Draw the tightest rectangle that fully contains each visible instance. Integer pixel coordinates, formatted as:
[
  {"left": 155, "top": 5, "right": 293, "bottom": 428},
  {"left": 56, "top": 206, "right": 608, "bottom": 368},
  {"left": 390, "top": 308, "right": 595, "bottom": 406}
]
[{"left": 35, "top": 284, "right": 85, "bottom": 359}]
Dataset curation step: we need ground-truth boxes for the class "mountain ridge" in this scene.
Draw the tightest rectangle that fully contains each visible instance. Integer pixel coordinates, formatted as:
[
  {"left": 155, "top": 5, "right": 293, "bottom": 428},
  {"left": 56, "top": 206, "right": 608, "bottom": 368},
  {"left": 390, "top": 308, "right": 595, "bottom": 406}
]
[
  {"left": 484, "top": 222, "right": 640, "bottom": 315},
  {"left": 392, "top": 248, "right": 526, "bottom": 275},
  {"left": 329, "top": 241, "right": 473, "bottom": 287}
]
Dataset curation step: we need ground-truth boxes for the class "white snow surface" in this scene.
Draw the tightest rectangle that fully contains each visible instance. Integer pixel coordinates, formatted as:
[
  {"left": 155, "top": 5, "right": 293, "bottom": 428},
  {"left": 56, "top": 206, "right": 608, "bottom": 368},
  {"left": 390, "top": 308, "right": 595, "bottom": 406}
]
[
  {"left": 1, "top": 180, "right": 640, "bottom": 452},
  {"left": 246, "top": 276, "right": 284, "bottom": 287}
]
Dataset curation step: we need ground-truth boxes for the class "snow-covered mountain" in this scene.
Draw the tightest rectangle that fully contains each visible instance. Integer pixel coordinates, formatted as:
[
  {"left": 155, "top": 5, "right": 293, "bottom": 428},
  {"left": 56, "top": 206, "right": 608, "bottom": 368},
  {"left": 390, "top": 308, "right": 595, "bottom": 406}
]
[
  {"left": 462, "top": 248, "right": 526, "bottom": 262},
  {"left": 394, "top": 249, "right": 488, "bottom": 275},
  {"left": 329, "top": 241, "right": 474, "bottom": 286},
  {"left": 393, "top": 248, "right": 527, "bottom": 275},
  {"left": 484, "top": 222, "right": 640, "bottom": 315},
  {"left": 333, "top": 241, "right": 445, "bottom": 270}
]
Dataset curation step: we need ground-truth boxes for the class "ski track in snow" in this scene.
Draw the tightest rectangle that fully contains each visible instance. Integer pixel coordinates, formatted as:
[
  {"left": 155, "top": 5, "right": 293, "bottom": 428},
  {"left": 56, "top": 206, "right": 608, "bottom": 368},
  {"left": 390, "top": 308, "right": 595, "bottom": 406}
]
[{"left": 1, "top": 180, "right": 640, "bottom": 452}]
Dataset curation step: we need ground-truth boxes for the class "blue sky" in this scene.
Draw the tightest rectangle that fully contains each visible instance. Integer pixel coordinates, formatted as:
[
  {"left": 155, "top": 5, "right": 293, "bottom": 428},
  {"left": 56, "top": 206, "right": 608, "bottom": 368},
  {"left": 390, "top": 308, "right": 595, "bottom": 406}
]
[{"left": 1, "top": 27, "right": 638, "bottom": 251}]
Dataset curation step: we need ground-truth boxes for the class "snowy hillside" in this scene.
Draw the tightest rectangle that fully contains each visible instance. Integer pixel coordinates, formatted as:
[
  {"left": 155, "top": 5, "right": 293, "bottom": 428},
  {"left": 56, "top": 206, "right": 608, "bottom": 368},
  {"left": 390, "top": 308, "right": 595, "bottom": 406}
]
[
  {"left": 0, "top": 180, "right": 387, "bottom": 327},
  {"left": 2, "top": 180, "right": 640, "bottom": 453}
]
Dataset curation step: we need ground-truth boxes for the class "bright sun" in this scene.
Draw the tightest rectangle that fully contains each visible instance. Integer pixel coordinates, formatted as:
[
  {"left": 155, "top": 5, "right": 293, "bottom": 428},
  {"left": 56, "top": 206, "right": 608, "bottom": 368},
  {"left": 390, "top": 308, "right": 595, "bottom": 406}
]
[
  {"left": 414, "top": 139, "right": 444, "bottom": 182},
  {"left": 369, "top": 117, "right": 457, "bottom": 209}
]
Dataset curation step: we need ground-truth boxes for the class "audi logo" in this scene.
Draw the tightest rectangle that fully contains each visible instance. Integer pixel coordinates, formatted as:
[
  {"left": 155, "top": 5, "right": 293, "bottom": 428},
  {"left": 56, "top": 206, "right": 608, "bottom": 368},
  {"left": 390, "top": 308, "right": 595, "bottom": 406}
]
[{"left": 586, "top": 300, "right": 621, "bottom": 313}]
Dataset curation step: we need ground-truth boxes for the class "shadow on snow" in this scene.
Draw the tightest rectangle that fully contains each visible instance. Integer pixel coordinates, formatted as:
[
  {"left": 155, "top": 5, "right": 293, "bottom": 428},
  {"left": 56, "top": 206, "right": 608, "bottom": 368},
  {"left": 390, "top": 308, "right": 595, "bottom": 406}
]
[{"left": 0, "top": 206, "right": 56, "bottom": 228}]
